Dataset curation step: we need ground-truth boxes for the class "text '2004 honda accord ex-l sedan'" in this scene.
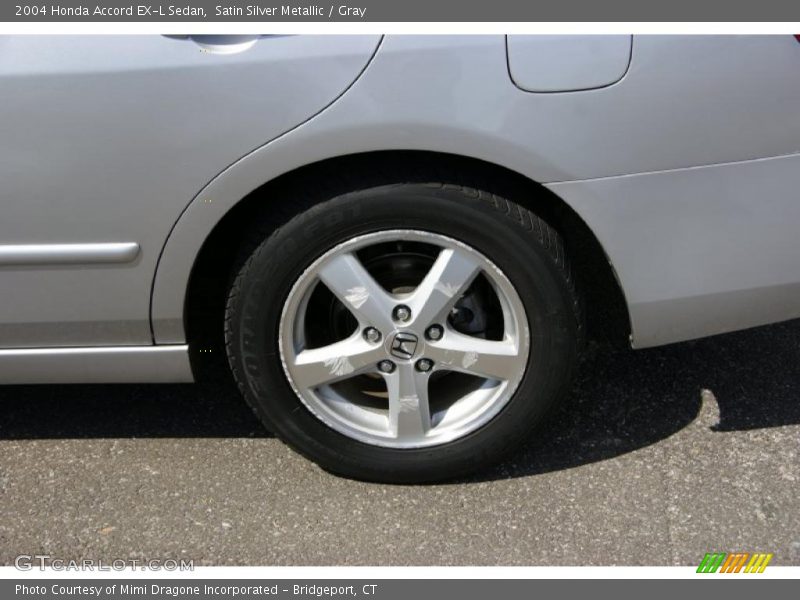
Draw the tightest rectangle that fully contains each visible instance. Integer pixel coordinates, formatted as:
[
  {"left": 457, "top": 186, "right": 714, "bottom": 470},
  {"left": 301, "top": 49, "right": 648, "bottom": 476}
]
[{"left": 1, "top": 34, "right": 798, "bottom": 482}]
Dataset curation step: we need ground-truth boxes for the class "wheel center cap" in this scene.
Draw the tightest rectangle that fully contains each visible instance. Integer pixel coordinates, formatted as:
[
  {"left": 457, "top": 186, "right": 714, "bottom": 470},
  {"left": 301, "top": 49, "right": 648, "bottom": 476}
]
[{"left": 387, "top": 331, "right": 420, "bottom": 360}]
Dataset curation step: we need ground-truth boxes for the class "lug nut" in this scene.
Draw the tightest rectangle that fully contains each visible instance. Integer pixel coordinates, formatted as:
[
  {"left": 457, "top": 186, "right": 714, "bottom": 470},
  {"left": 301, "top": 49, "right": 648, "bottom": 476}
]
[
  {"left": 415, "top": 358, "right": 434, "bottom": 373},
  {"left": 425, "top": 324, "right": 443, "bottom": 341},
  {"left": 392, "top": 305, "right": 412, "bottom": 323},
  {"left": 377, "top": 360, "right": 396, "bottom": 374},
  {"left": 363, "top": 327, "right": 381, "bottom": 343}
]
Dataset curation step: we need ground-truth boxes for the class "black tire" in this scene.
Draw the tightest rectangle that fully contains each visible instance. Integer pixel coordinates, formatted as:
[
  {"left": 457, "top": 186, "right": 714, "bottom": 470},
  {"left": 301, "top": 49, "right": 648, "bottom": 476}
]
[{"left": 225, "top": 182, "right": 582, "bottom": 483}]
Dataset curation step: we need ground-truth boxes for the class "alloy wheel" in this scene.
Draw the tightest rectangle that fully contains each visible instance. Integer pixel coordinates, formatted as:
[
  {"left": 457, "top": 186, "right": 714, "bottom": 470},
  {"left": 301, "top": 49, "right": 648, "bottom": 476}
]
[{"left": 279, "top": 229, "right": 530, "bottom": 448}]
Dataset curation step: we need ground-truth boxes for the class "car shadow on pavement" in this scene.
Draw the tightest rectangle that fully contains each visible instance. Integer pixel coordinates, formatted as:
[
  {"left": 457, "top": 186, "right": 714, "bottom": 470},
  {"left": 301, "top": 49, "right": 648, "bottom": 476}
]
[
  {"left": 0, "top": 366, "right": 270, "bottom": 440},
  {"left": 0, "top": 319, "right": 798, "bottom": 481},
  {"left": 472, "top": 317, "right": 800, "bottom": 482}
]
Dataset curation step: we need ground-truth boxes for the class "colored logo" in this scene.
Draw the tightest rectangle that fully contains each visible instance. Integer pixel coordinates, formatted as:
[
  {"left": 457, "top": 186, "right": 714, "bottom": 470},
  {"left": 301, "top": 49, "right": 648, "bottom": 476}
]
[{"left": 697, "top": 552, "right": 773, "bottom": 573}]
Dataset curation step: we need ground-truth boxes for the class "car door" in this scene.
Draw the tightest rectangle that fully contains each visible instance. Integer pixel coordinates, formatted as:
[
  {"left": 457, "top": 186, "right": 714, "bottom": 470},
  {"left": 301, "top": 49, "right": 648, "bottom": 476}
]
[{"left": 0, "top": 34, "right": 380, "bottom": 348}]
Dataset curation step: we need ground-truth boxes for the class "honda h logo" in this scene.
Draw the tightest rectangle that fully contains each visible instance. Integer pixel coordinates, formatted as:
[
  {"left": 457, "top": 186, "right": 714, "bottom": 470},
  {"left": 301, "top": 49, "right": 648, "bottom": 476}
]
[{"left": 389, "top": 332, "right": 419, "bottom": 359}]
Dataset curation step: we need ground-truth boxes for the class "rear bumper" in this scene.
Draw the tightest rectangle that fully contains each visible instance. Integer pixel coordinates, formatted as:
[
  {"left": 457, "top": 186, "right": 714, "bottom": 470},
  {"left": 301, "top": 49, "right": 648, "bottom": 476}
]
[{"left": 549, "top": 152, "right": 800, "bottom": 348}]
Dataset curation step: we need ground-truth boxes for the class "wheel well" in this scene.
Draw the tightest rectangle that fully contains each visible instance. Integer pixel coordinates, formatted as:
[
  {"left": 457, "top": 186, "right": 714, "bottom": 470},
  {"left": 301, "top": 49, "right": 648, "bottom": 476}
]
[{"left": 186, "top": 151, "right": 631, "bottom": 375}]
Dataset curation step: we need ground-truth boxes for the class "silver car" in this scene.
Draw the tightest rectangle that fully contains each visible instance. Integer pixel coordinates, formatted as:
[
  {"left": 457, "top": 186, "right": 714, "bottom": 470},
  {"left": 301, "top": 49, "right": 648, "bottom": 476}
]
[{"left": 2, "top": 34, "right": 799, "bottom": 482}]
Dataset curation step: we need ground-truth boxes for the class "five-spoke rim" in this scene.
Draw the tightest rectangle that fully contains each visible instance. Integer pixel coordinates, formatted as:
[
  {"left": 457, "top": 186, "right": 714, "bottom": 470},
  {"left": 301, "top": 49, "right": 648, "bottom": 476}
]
[{"left": 278, "top": 229, "right": 530, "bottom": 448}]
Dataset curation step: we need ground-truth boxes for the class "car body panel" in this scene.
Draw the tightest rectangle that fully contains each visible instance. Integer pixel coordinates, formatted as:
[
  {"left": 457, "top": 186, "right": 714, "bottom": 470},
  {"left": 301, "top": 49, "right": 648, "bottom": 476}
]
[
  {"left": 0, "top": 34, "right": 381, "bottom": 348},
  {"left": 152, "top": 34, "right": 800, "bottom": 349},
  {"left": 0, "top": 34, "right": 799, "bottom": 383},
  {"left": 549, "top": 153, "right": 800, "bottom": 347}
]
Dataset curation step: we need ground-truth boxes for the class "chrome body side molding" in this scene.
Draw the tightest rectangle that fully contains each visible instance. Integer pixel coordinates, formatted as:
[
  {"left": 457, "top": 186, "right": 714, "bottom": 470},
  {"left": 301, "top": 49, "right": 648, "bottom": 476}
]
[
  {"left": 0, "top": 243, "right": 140, "bottom": 266},
  {"left": 0, "top": 345, "right": 193, "bottom": 384}
]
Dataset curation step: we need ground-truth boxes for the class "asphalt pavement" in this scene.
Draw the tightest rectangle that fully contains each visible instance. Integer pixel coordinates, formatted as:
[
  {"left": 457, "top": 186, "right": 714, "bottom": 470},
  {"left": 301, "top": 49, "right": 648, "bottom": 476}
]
[{"left": 1, "top": 320, "right": 798, "bottom": 566}]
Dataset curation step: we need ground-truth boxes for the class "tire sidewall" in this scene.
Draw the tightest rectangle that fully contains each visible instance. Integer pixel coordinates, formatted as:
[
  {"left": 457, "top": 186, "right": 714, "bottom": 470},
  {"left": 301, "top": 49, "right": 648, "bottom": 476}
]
[{"left": 227, "top": 184, "right": 579, "bottom": 482}]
